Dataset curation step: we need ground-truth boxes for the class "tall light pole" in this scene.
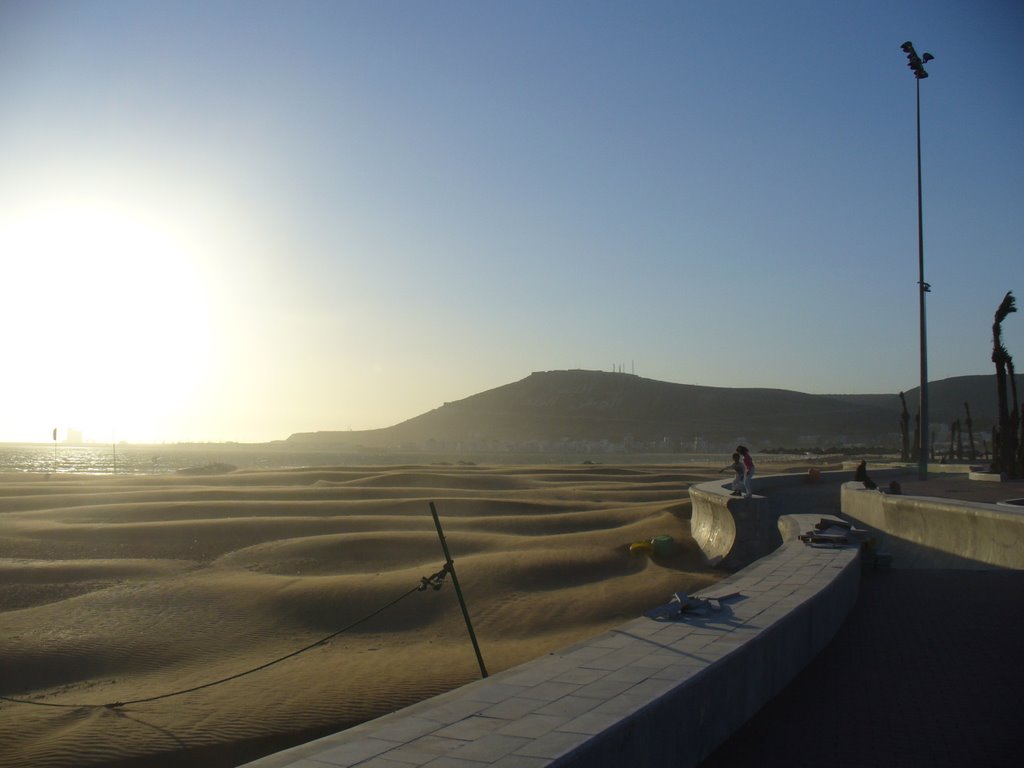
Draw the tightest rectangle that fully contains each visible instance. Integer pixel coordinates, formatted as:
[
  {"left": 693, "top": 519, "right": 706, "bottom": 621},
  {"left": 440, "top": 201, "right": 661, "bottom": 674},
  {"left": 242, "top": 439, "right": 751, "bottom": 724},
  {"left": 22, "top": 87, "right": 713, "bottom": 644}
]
[{"left": 901, "top": 41, "right": 934, "bottom": 481}]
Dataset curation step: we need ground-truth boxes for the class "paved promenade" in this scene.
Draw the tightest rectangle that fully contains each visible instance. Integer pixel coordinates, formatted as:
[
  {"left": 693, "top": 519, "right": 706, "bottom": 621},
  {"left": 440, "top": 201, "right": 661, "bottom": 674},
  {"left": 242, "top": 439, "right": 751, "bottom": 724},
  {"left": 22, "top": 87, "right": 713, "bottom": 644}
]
[{"left": 701, "top": 473, "right": 1024, "bottom": 768}]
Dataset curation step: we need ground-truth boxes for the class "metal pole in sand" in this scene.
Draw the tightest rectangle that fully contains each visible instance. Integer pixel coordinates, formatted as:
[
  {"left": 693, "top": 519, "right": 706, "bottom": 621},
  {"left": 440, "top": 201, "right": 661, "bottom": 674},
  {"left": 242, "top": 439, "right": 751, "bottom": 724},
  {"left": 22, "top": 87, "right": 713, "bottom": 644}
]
[{"left": 429, "top": 501, "right": 488, "bottom": 678}]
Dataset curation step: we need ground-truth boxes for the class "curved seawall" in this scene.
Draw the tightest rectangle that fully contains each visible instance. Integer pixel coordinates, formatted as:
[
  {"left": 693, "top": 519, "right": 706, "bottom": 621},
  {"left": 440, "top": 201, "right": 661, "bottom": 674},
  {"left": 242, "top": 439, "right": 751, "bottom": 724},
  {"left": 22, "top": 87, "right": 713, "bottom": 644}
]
[{"left": 688, "top": 484, "right": 777, "bottom": 569}]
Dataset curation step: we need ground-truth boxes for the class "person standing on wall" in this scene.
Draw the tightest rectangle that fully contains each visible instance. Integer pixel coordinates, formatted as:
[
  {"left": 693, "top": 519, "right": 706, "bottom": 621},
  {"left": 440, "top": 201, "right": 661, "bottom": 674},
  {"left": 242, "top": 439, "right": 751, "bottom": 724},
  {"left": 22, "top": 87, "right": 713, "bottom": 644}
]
[
  {"left": 737, "top": 445, "right": 755, "bottom": 499},
  {"left": 720, "top": 452, "right": 745, "bottom": 496}
]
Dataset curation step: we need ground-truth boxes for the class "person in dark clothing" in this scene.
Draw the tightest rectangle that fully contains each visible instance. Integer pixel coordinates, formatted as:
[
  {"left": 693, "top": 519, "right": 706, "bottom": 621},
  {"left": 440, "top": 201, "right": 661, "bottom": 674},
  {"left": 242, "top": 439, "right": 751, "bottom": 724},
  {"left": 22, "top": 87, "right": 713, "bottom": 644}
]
[{"left": 854, "top": 460, "right": 877, "bottom": 489}]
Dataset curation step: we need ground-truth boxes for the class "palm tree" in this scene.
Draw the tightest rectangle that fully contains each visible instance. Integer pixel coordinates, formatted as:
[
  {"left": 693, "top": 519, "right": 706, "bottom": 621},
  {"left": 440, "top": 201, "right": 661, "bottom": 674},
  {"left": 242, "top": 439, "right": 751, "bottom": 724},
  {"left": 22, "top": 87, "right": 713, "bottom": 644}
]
[
  {"left": 1019, "top": 401, "right": 1024, "bottom": 477},
  {"left": 992, "top": 291, "right": 1017, "bottom": 476},
  {"left": 1008, "top": 358, "right": 1020, "bottom": 472}
]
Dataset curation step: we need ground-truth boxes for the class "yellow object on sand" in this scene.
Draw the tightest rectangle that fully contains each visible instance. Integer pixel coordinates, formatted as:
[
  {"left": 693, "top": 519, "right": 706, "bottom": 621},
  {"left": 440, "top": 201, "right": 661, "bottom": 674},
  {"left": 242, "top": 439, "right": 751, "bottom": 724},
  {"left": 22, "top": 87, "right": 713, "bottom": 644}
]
[{"left": 629, "top": 540, "right": 654, "bottom": 556}]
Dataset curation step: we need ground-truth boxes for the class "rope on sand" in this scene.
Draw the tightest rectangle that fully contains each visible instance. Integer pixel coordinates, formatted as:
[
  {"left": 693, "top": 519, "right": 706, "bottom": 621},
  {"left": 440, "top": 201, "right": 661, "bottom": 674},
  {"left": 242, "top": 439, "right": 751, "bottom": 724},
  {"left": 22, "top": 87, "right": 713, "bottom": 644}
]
[{"left": 0, "top": 565, "right": 451, "bottom": 710}]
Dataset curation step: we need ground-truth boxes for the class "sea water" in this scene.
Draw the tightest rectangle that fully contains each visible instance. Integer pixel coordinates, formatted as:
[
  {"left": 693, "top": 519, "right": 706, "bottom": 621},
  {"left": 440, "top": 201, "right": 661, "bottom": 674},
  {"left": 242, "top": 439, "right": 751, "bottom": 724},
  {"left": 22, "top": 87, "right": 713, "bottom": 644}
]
[
  {"left": 0, "top": 443, "right": 389, "bottom": 474},
  {"left": 0, "top": 444, "right": 236, "bottom": 474},
  {"left": 0, "top": 444, "right": 746, "bottom": 475}
]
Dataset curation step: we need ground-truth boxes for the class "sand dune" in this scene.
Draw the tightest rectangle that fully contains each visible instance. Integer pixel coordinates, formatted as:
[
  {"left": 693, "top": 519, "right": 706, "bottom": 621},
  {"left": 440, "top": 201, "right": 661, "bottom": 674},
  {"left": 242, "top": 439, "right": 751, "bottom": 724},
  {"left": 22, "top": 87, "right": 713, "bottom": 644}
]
[{"left": 0, "top": 463, "right": 728, "bottom": 768}]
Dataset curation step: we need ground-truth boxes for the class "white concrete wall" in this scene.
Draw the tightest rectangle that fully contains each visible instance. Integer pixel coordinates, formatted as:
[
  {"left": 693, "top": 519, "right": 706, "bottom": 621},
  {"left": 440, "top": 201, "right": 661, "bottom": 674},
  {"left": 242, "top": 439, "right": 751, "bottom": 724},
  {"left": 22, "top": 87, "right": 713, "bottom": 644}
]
[{"left": 841, "top": 482, "right": 1024, "bottom": 569}]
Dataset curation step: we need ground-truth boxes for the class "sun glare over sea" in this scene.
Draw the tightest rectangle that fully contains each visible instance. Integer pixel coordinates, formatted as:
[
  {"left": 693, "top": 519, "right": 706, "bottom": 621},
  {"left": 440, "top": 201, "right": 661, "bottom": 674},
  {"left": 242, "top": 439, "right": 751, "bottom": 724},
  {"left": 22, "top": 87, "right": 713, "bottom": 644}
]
[{"left": 1, "top": 202, "right": 215, "bottom": 443}]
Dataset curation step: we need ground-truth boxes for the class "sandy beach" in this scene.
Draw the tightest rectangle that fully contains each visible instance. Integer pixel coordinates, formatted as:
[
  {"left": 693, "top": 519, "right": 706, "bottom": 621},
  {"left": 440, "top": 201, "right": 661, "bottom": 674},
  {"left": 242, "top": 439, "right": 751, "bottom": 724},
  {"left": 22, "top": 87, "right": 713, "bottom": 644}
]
[{"left": 0, "top": 463, "right": 729, "bottom": 768}]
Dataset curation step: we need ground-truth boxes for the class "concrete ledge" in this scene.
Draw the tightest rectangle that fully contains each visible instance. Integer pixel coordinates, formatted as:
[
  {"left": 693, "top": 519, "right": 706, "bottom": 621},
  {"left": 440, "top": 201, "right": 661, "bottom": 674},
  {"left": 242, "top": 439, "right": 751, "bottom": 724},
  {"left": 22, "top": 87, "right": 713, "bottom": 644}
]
[
  {"left": 241, "top": 507, "right": 861, "bottom": 768},
  {"left": 969, "top": 471, "right": 1006, "bottom": 482},
  {"left": 841, "top": 482, "right": 1024, "bottom": 569},
  {"left": 548, "top": 515, "right": 859, "bottom": 768}
]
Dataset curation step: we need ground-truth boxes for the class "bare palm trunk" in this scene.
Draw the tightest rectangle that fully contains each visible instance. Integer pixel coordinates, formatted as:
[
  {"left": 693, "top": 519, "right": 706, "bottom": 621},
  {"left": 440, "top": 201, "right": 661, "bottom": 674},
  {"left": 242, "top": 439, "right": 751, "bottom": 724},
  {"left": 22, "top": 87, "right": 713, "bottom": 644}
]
[
  {"left": 1009, "top": 360, "right": 1019, "bottom": 475},
  {"left": 992, "top": 292, "right": 1017, "bottom": 476},
  {"left": 1019, "top": 406, "right": 1024, "bottom": 477},
  {"left": 964, "top": 402, "right": 976, "bottom": 461}
]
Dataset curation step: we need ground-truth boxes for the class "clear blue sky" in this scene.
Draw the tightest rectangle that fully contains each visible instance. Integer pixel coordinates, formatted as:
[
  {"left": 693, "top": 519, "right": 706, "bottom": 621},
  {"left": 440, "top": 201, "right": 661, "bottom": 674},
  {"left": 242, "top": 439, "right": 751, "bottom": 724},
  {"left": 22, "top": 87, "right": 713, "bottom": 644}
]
[{"left": 1, "top": 0, "right": 1022, "bottom": 443}]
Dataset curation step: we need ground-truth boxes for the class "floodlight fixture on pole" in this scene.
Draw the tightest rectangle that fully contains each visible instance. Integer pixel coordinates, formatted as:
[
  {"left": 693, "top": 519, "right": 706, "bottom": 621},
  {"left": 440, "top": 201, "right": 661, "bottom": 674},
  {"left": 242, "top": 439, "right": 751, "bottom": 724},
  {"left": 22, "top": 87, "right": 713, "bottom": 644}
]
[
  {"left": 901, "top": 41, "right": 934, "bottom": 480},
  {"left": 901, "top": 41, "right": 933, "bottom": 79}
]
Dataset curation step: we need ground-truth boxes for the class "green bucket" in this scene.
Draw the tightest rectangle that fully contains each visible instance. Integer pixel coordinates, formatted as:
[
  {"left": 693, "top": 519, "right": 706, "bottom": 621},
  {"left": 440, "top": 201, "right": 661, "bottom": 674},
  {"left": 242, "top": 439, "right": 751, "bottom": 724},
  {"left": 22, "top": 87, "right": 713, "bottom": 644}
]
[{"left": 651, "top": 535, "right": 675, "bottom": 556}]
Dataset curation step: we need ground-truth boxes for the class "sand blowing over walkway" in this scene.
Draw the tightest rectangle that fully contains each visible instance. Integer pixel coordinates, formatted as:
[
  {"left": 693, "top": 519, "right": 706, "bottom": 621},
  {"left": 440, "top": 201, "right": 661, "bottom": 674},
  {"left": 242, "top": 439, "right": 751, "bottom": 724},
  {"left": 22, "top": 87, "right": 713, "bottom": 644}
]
[{"left": 0, "top": 463, "right": 725, "bottom": 767}]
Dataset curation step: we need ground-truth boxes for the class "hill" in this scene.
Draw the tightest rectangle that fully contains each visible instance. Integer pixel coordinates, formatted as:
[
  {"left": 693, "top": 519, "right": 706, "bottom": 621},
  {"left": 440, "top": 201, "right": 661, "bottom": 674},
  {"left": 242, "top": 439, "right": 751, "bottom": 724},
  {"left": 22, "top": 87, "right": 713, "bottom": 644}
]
[{"left": 285, "top": 370, "right": 1022, "bottom": 452}]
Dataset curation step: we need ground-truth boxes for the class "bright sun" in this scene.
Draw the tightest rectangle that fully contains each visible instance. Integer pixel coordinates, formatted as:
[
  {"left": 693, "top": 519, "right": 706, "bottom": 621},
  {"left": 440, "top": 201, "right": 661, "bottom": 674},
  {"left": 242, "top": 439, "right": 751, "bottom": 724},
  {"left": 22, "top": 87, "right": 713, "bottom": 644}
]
[{"left": 1, "top": 202, "right": 215, "bottom": 443}]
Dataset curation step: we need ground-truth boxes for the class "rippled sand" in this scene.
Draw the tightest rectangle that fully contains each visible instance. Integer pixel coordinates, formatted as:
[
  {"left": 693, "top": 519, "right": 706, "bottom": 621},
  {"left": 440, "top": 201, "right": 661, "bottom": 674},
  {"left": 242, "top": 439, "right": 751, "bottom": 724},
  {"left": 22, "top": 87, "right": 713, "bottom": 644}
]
[{"left": 0, "top": 464, "right": 725, "bottom": 767}]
